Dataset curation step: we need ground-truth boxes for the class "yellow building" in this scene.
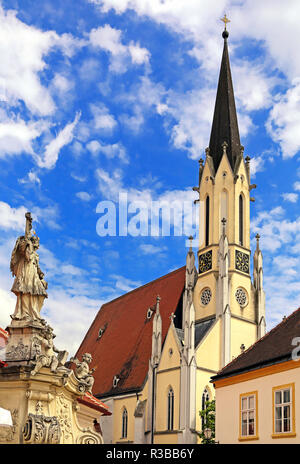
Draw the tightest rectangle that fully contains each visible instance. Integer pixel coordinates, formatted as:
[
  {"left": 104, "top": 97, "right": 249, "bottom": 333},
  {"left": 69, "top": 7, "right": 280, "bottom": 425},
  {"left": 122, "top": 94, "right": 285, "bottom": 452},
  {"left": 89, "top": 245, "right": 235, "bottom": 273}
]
[
  {"left": 75, "top": 25, "right": 266, "bottom": 444},
  {"left": 212, "top": 308, "right": 300, "bottom": 443}
]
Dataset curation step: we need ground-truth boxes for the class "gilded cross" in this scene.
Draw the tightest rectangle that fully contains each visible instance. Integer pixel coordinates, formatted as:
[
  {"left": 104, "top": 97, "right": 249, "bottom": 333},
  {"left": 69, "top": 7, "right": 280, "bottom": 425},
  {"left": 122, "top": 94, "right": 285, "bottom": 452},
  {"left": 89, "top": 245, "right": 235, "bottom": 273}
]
[{"left": 221, "top": 14, "right": 230, "bottom": 30}]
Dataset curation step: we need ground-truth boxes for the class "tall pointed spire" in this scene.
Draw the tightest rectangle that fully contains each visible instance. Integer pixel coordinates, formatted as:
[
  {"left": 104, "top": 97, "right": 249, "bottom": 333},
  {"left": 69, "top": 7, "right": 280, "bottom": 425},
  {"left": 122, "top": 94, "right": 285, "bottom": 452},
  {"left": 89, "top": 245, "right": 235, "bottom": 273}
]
[{"left": 208, "top": 18, "right": 242, "bottom": 173}]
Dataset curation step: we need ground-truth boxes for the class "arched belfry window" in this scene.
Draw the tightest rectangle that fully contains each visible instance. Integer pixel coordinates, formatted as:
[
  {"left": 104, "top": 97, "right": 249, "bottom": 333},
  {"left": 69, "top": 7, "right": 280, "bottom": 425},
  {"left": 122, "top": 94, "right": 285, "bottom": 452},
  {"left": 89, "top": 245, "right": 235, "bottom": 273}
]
[
  {"left": 205, "top": 196, "right": 210, "bottom": 247},
  {"left": 239, "top": 194, "right": 244, "bottom": 246},
  {"left": 220, "top": 189, "right": 228, "bottom": 236},
  {"left": 201, "top": 388, "right": 210, "bottom": 429},
  {"left": 121, "top": 407, "right": 128, "bottom": 438},
  {"left": 167, "top": 387, "right": 174, "bottom": 431}
]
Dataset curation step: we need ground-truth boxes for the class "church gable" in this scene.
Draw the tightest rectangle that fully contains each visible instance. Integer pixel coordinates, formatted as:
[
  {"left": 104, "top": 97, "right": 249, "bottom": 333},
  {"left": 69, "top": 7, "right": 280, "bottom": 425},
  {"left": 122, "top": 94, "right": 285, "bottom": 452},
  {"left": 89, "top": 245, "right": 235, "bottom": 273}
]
[
  {"left": 158, "top": 322, "right": 182, "bottom": 372},
  {"left": 74, "top": 267, "right": 186, "bottom": 398}
]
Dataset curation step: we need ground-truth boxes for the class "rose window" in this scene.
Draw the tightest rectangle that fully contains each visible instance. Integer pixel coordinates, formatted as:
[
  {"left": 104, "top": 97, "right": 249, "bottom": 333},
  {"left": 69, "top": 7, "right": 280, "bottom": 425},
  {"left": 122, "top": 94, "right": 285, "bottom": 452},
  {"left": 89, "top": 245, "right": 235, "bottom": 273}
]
[
  {"left": 200, "top": 288, "right": 212, "bottom": 306},
  {"left": 235, "top": 288, "right": 247, "bottom": 307}
]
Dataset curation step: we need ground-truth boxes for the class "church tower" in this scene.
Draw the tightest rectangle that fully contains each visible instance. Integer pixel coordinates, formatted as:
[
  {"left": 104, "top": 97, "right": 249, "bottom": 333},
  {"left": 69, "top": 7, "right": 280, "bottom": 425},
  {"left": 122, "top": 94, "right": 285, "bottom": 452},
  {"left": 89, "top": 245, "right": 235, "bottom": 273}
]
[{"left": 192, "top": 21, "right": 266, "bottom": 368}]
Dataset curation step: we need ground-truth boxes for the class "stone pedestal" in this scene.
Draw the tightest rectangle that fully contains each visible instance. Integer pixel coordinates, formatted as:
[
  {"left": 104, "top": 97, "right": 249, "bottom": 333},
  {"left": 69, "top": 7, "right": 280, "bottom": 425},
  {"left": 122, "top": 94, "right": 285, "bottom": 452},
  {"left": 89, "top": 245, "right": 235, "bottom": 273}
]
[
  {"left": 5, "top": 319, "right": 46, "bottom": 367},
  {"left": 0, "top": 365, "right": 103, "bottom": 444}
]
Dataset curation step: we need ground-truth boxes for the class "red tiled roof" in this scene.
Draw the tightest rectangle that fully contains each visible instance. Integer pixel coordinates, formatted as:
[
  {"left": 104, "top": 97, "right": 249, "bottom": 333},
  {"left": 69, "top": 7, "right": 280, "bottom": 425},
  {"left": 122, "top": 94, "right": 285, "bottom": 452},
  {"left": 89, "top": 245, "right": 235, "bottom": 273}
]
[
  {"left": 212, "top": 307, "right": 300, "bottom": 381},
  {"left": 0, "top": 327, "right": 8, "bottom": 339},
  {"left": 77, "top": 392, "right": 111, "bottom": 415},
  {"left": 75, "top": 266, "right": 186, "bottom": 398}
]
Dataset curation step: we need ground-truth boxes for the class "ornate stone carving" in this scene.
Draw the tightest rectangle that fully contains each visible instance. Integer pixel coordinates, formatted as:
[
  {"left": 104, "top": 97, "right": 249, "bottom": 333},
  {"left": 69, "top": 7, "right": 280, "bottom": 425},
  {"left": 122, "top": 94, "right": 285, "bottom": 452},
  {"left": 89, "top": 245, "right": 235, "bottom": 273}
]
[
  {"left": 56, "top": 395, "right": 73, "bottom": 442},
  {"left": 22, "top": 413, "right": 61, "bottom": 444},
  {"left": 31, "top": 324, "right": 69, "bottom": 376},
  {"left": 0, "top": 409, "right": 18, "bottom": 443},
  {"left": 5, "top": 339, "right": 30, "bottom": 361},
  {"left": 76, "top": 432, "right": 102, "bottom": 444},
  {"left": 70, "top": 353, "right": 95, "bottom": 394}
]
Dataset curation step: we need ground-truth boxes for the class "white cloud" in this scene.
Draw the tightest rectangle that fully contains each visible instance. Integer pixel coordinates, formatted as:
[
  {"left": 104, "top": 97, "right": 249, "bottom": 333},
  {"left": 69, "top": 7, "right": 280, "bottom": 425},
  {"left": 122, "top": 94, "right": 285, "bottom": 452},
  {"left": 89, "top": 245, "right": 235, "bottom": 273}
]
[
  {"left": 87, "top": 140, "right": 128, "bottom": 163},
  {"left": 52, "top": 73, "right": 74, "bottom": 93},
  {"left": 0, "top": 118, "right": 44, "bottom": 158},
  {"left": 35, "top": 112, "right": 81, "bottom": 169},
  {"left": 139, "top": 243, "right": 167, "bottom": 255},
  {"left": 0, "top": 202, "right": 27, "bottom": 231},
  {"left": 19, "top": 170, "right": 41, "bottom": 186},
  {"left": 90, "top": 103, "right": 117, "bottom": 132},
  {"left": 128, "top": 41, "right": 150, "bottom": 64},
  {"left": 0, "top": 7, "right": 81, "bottom": 117},
  {"left": 109, "top": 274, "right": 142, "bottom": 293},
  {"left": 249, "top": 155, "right": 265, "bottom": 177},
  {"left": 266, "top": 79, "right": 300, "bottom": 158},
  {"left": 282, "top": 193, "right": 298, "bottom": 203},
  {"left": 76, "top": 191, "right": 92, "bottom": 202},
  {"left": 89, "top": 24, "right": 150, "bottom": 72},
  {"left": 294, "top": 182, "right": 300, "bottom": 192}
]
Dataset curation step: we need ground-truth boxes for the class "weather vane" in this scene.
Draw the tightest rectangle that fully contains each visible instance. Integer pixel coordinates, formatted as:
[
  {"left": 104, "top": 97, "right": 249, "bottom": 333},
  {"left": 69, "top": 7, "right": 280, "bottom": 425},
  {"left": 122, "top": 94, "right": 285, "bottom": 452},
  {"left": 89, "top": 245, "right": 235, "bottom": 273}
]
[{"left": 221, "top": 13, "right": 230, "bottom": 30}]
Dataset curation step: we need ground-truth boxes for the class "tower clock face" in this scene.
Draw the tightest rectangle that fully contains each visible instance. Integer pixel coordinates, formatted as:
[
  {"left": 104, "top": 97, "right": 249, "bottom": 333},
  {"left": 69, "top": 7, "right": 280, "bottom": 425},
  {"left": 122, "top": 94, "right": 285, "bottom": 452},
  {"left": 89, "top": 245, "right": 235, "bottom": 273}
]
[
  {"left": 235, "top": 250, "right": 249, "bottom": 274},
  {"left": 199, "top": 250, "right": 212, "bottom": 274}
]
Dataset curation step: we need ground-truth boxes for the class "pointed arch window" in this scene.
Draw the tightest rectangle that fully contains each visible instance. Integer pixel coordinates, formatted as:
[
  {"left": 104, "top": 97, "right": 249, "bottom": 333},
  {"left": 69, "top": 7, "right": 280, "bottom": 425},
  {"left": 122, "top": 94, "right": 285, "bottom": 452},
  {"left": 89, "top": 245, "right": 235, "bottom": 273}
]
[
  {"left": 220, "top": 189, "right": 228, "bottom": 236},
  {"left": 239, "top": 194, "right": 244, "bottom": 246},
  {"left": 205, "top": 196, "right": 210, "bottom": 247},
  {"left": 201, "top": 388, "right": 210, "bottom": 429},
  {"left": 121, "top": 407, "right": 128, "bottom": 439},
  {"left": 167, "top": 387, "right": 174, "bottom": 431}
]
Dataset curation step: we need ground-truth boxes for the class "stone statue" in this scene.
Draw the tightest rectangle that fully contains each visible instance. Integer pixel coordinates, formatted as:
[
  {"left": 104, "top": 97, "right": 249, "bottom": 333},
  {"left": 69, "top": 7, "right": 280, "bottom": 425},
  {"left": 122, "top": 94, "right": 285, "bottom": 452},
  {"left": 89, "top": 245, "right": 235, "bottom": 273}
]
[
  {"left": 70, "top": 353, "right": 95, "bottom": 393},
  {"left": 10, "top": 212, "right": 48, "bottom": 323},
  {"left": 31, "top": 325, "right": 69, "bottom": 376}
]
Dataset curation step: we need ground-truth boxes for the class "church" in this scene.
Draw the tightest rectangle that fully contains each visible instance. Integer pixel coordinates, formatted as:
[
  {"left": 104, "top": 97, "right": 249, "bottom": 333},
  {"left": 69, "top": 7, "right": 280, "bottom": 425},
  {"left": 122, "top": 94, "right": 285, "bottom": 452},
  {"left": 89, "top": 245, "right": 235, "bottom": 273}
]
[{"left": 75, "top": 21, "right": 266, "bottom": 445}]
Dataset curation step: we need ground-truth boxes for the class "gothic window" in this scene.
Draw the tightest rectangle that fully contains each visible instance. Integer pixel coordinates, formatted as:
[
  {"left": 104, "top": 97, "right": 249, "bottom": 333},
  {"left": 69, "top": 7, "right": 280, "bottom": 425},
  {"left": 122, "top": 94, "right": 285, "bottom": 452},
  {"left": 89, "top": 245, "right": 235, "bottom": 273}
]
[
  {"left": 205, "top": 196, "right": 210, "bottom": 247},
  {"left": 239, "top": 194, "right": 244, "bottom": 246},
  {"left": 167, "top": 387, "right": 174, "bottom": 431},
  {"left": 201, "top": 388, "right": 210, "bottom": 429},
  {"left": 220, "top": 189, "right": 228, "bottom": 235},
  {"left": 121, "top": 407, "right": 128, "bottom": 439}
]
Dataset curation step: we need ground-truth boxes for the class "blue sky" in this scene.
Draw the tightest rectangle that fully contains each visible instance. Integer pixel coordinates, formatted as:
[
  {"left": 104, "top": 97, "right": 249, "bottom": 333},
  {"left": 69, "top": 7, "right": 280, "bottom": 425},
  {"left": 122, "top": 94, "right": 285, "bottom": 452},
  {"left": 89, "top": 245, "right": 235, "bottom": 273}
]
[{"left": 0, "top": 0, "right": 300, "bottom": 355}]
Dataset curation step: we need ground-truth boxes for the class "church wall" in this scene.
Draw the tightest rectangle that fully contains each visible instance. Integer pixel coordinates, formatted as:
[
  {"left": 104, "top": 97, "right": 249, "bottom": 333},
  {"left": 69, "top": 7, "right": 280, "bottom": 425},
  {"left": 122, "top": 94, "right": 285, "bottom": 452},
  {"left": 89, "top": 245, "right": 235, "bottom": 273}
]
[
  {"left": 230, "top": 317, "right": 257, "bottom": 360},
  {"left": 229, "top": 272, "right": 256, "bottom": 321},
  {"left": 154, "top": 432, "right": 179, "bottom": 444},
  {"left": 195, "top": 318, "right": 220, "bottom": 372},
  {"left": 158, "top": 325, "right": 181, "bottom": 372},
  {"left": 100, "top": 398, "right": 113, "bottom": 444},
  {"left": 113, "top": 394, "right": 137, "bottom": 443},
  {"left": 195, "top": 370, "right": 216, "bottom": 439},
  {"left": 194, "top": 270, "right": 217, "bottom": 321},
  {"left": 155, "top": 368, "right": 180, "bottom": 434}
]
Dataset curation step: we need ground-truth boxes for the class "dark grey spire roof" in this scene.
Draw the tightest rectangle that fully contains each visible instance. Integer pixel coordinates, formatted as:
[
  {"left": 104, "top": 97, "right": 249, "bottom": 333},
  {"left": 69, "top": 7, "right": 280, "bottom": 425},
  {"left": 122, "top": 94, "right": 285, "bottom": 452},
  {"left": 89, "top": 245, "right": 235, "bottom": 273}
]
[{"left": 208, "top": 30, "right": 242, "bottom": 173}]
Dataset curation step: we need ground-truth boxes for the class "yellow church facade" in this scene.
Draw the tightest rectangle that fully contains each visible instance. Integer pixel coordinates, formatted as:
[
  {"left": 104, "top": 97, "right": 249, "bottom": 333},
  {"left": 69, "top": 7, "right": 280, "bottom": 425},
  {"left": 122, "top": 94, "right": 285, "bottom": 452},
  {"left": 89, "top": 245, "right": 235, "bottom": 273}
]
[{"left": 75, "top": 25, "right": 266, "bottom": 445}]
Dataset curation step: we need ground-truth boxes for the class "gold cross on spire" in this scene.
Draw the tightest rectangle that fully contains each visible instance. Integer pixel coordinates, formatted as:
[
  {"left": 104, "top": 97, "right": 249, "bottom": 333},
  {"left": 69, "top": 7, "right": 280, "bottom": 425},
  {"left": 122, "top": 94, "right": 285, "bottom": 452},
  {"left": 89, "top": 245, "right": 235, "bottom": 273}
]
[{"left": 221, "top": 13, "right": 230, "bottom": 30}]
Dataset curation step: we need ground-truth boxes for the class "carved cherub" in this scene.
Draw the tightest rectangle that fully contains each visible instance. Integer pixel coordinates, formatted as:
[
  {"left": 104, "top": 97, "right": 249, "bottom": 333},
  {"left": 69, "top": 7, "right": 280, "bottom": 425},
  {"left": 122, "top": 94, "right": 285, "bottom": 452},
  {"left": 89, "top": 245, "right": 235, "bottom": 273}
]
[
  {"left": 70, "top": 353, "right": 95, "bottom": 393},
  {"left": 31, "top": 325, "right": 68, "bottom": 376}
]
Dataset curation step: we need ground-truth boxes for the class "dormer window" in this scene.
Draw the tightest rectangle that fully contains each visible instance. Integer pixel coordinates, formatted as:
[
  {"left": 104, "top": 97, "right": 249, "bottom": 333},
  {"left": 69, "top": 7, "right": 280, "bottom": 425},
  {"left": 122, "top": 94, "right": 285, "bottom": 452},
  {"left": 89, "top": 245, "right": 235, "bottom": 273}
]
[
  {"left": 146, "top": 308, "right": 153, "bottom": 320},
  {"left": 97, "top": 323, "right": 107, "bottom": 340},
  {"left": 113, "top": 375, "right": 120, "bottom": 388}
]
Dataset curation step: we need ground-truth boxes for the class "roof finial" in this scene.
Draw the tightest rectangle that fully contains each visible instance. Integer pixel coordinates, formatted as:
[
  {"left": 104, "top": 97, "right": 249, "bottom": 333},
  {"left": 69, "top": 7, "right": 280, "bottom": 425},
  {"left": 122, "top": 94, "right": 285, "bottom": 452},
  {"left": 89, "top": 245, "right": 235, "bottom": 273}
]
[{"left": 221, "top": 13, "right": 230, "bottom": 39}]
